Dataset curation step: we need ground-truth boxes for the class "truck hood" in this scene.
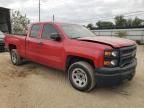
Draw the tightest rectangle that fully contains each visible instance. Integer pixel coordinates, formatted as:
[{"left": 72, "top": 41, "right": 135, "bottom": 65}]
[{"left": 78, "top": 36, "right": 136, "bottom": 48}]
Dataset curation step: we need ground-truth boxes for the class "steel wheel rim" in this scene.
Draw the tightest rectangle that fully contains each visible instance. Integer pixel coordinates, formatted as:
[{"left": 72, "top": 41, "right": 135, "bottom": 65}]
[
  {"left": 72, "top": 68, "right": 88, "bottom": 88},
  {"left": 11, "top": 52, "right": 17, "bottom": 63}
]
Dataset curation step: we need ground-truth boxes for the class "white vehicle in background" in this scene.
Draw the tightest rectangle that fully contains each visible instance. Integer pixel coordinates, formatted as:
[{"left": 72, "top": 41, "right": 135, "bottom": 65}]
[
  {"left": 92, "top": 28, "right": 144, "bottom": 44},
  {"left": 0, "top": 31, "right": 5, "bottom": 52}
]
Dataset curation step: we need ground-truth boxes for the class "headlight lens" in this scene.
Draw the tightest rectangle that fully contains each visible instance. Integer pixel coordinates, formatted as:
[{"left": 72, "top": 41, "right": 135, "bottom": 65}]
[
  {"left": 111, "top": 51, "right": 118, "bottom": 57},
  {"left": 104, "top": 50, "right": 119, "bottom": 57},
  {"left": 104, "top": 60, "right": 118, "bottom": 67},
  {"left": 110, "top": 60, "right": 118, "bottom": 66}
]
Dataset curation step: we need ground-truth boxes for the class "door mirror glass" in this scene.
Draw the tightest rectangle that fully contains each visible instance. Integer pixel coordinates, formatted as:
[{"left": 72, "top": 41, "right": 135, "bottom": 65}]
[{"left": 50, "top": 33, "right": 61, "bottom": 41}]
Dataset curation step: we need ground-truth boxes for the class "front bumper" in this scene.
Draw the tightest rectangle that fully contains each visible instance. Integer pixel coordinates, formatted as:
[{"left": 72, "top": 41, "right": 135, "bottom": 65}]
[{"left": 95, "top": 59, "right": 137, "bottom": 86}]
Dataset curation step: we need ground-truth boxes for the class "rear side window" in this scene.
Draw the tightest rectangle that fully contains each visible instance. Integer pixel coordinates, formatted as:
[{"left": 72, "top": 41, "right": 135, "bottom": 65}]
[
  {"left": 42, "top": 24, "right": 58, "bottom": 39},
  {"left": 30, "top": 24, "right": 41, "bottom": 38}
]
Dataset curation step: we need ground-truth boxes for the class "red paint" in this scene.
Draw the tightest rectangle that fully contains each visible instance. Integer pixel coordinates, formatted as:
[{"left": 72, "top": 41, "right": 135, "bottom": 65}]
[{"left": 4, "top": 22, "right": 136, "bottom": 71}]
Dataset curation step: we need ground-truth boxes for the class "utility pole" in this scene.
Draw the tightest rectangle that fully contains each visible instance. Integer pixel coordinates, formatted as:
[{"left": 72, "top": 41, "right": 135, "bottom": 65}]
[
  {"left": 39, "top": 0, "right": 40, "bottom": 22},
  {"left": 53, "top": 14, "right": 55, "bottom": 23}
]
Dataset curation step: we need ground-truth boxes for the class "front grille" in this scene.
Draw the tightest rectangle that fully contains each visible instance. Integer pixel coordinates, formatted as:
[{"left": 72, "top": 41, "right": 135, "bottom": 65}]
[{"left": 119, "top": 45, "right": 136, "bottom": 67}]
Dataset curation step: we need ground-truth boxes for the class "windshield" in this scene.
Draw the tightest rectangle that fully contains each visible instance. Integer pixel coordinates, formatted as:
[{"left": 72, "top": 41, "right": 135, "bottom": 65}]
[
  {"left": 61, "top": 24, "right": 96, "bottom": 38},
  {"left": 0, "top": 31, "right": 4, "bottom": 38}
]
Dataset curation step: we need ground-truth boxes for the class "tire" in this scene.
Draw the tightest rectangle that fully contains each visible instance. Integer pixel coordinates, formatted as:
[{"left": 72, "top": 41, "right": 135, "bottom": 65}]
[
  {"left": 68, "top": 61, "right": 96, "bottom": 92},
  {"left": 10, "top": 49, "right": 22, "bottom": 65}
]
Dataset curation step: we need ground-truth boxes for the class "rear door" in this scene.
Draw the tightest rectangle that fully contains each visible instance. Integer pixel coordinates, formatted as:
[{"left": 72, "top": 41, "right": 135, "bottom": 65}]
[
  {"left": 26, "top": 24, "right": 42, "bottom": 62},
  {"left": 38, "top": 23, "right": 65, "bottom": 69}
]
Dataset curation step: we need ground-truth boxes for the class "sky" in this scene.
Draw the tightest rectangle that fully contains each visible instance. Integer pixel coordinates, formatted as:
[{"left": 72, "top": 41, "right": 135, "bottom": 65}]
[{"left": 0, "top": 0, "right": 144, "bottom": 25}]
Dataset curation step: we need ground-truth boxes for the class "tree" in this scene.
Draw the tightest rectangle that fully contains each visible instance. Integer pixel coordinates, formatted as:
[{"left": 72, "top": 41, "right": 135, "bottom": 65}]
[
  {"left": 94, "top": 15, "right": 144, "bottom": 29},
  {"left": 126, "top": 18, "right": 133, "bottom": 27},
  {"left": 11, "top": 11, "right": 30, "bottom": 34},
  {"left": 132, "top": 17, "right": 143, "bottom": 27},
  {"left": 87, "top": 23, "right": 94, "bottom": 30},
  {"left": 96, "top": 21, "right": 114, "bottom": 29},
  {"left": 114, "top": 15, "right": 127, "bottom": 27}
]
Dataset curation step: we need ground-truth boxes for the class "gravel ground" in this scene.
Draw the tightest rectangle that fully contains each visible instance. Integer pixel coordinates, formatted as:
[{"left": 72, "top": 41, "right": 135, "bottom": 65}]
[{"left": 0, "top": 45, "right": 144, "bottom": 108}]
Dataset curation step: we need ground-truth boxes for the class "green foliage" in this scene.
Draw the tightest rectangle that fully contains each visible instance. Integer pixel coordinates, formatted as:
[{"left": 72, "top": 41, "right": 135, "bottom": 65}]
[
  {"left": 114, "top": 15, "right": 127, "bottom": 27},
  {"left": 11, "top": 11, "right": 30, "bottom": 34},
  {"left": 132, "top": 17, "right": 143, "bottom": 27},
  {"left": 126, "top": 18, "right": 133, "bottom": 27},
  {"left": 94, "top": 16, "right": 144, "bottom": 29},
  {"left": 87, "top": 23, "right": 94, "bottom": 30},
  {"left": 115, "top": 31, "right": 127, "bottom": 38},
  {"left": 96, "top": 21, "right": 114, "bottom": 29}
]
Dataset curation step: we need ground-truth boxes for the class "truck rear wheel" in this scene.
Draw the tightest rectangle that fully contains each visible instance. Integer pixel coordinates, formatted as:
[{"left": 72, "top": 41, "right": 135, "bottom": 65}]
[
  {"left": 10, "top": 49, "right": 22, "bottom": 65},
  {"left": 68, "top": 61, "right": 96, "bottom": 92}
]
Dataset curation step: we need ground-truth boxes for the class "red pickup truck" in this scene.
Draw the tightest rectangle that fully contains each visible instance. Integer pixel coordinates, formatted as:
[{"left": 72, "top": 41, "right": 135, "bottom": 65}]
[{"left": 5, "top": 22, "right": 137, "bottom": 91}]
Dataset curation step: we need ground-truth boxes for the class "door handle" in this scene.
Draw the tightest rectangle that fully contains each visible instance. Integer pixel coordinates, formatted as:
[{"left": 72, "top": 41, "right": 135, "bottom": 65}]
[{"left": 38, "top": 42, "right": 43, "bottom": 45}]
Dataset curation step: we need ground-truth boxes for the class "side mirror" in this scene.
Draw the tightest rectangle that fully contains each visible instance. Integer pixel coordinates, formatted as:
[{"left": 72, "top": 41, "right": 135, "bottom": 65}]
[{"left": 50, "top": 33, "right": 61, "bottom": 41}]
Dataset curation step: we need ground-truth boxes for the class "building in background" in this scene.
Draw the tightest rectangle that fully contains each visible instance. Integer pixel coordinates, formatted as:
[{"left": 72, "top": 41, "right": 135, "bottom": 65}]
[
  {"left": 0, "top": 7, "right": 11, "bottom": 33},
  {"left": 92, "top": 28, "right": 144, "bottom": 44}
]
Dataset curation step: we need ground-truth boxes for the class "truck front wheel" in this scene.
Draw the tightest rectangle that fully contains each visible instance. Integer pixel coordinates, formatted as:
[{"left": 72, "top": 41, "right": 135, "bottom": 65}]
[
  {"left": 68, "top": 61, "right": 96, "bottom": 92},
  {"left": 10, "top": 49, "right": 22, "bottom": 65}
]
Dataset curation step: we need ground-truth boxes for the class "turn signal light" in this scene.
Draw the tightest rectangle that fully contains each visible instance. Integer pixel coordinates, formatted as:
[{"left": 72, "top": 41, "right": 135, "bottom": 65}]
[
  {"left": 104, "top": 51, "right": 112, "bottom": 56},
  {"left": 104, "top": 61, "right": 111, "bottom": 66}
]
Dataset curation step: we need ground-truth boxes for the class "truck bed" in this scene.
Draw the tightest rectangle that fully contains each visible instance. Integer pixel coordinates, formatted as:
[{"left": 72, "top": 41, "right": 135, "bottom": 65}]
[{"left": 5, "top": 34, "right": 26, "bottom": 58}]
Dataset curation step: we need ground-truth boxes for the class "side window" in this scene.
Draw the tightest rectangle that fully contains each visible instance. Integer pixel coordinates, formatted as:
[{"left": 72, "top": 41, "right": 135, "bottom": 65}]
[
  {"left": 30, "top": 24, "right": 41, "bottom": 38},
  {"left": 42, "top": 24, "right": 58, "bottom": 39}
]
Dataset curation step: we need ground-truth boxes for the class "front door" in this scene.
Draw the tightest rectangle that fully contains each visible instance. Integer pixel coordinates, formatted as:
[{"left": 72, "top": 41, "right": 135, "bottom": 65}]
[{"left": 39, "top": 24, "right": 65, "bottom": 69}]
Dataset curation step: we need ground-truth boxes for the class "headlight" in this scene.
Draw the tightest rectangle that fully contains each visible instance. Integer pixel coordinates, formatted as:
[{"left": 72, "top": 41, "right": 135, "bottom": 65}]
[
  {"left": 104, "top": 60, "right": 118, "bottom": 67},
  {"left": 104, "top": 50, "right": 119, "bottom": 57},
  {"left": 104, "top": 49, "right": 119, "bottom": 67},
  {"left": 110, "top": 60, "right": 118, "bottom": 66},
  {"left": 111, "top": 51, "right": 118, "bottom": 57}
]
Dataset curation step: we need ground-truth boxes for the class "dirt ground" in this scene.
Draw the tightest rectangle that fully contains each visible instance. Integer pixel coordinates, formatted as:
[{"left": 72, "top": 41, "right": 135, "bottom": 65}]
[{"left": 0, "top": 45, "right": 144, "bottom": 108}]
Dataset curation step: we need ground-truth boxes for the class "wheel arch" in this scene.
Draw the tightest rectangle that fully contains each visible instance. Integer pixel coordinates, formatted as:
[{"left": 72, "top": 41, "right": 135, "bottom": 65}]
[
  {"left": 8, "top": 44, "right": 17, "bottom": 51},
  {"left": 65, "top": 55, "right": 95, "bottom": 72}
]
